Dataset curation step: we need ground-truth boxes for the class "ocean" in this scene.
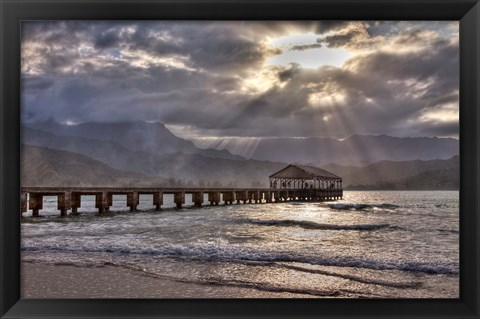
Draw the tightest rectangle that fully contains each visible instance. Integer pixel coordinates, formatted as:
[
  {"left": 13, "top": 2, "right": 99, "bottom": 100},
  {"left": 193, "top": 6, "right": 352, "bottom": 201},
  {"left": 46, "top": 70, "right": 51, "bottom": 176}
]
[{"left": 21, "top": 191, "right": 459, "bottom": 298}]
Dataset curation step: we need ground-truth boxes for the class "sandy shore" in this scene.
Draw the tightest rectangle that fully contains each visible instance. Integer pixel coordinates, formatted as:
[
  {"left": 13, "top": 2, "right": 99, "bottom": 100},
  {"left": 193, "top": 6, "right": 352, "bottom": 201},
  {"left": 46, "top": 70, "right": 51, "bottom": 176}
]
[{"left": 21, "top": 262, "right": 309, "bottom": 298}]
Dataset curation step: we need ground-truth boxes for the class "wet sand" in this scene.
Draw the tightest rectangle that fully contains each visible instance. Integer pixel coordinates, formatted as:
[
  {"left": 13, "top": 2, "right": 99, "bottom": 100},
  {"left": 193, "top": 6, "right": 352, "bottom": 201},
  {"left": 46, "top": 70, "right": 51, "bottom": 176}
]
[{"left": 21, "top": 262, "right": 309, "bottom": 298}]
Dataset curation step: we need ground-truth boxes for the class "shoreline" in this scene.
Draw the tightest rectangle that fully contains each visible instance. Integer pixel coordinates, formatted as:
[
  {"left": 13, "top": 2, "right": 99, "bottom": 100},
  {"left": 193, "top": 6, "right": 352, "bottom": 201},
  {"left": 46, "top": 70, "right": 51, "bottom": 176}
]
[{"left": 21, "top": 262, "right": 314, "bottom": 298}]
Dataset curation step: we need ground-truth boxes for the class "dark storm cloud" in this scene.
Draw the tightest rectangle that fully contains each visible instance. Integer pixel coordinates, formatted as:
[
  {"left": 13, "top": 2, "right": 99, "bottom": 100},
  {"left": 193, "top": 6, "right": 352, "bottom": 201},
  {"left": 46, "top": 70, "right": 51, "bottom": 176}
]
[
  {"left": 21, "top": 21, "right": 459, "bottom": 138},
  {"left": 277, "top": 64, "right": 301, "bottom": 82},
  {"left": 206, "top": 28, "right": 458, "bottom": 138},
  {"left": 291, "top": 43, "right": 323, "bottom": 51},
  {"left": 94, "top": 29, "right": 121, "bottom": 49},
  {"left": 312, "top": 21, "right": 353, "bottom": 34}
]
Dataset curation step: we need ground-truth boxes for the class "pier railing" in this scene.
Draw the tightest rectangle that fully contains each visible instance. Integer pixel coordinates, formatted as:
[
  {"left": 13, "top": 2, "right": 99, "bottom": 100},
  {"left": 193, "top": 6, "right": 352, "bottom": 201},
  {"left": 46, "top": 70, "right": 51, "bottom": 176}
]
[{"left": 20, "top": 187, "right": 343, "bottom": 216}]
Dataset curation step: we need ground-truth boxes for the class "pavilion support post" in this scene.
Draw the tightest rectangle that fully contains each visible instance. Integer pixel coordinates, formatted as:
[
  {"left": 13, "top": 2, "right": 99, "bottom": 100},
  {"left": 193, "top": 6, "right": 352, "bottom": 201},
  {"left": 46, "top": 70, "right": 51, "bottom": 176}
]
[
  {"left": 174, "top": 192, "right": 185, "bottom": 209},
  {"left": 224, "top": 191, "right": 234, "bottom": 205},
  {"left": 127, "top": 191, "right": 139, "bottom": 211},
  {"left": 57, "top": 191, "right": 72, "bottom": 217},
  {"left": 266, "top": 191, "right": 272, "bottom": 203},
  {"left": 235, "top": 191, "right": 247, "bottom": 204},
  {"left": 235, "top": 192, "right": 241, "bottom": 204},
  {"left": 222, "top": 192, "right": 232, "bottom": 205},
  {"left": 247, "top": 191, "right": 253, "bottom": 203},
  {"left": 208, "top": 192, "right": 213, "bottom": 205},
  {"left": 253, "top": 191, "right": 260, "bottom": 204},
  {"left": 153, "top": 192, "right": 163, "bottom": 210},
  {"left": 29, "top": 193, "right": 43, "bottom": 216},
  {"left": 222, "top": 192, "right": 228, "bottom": 205}
]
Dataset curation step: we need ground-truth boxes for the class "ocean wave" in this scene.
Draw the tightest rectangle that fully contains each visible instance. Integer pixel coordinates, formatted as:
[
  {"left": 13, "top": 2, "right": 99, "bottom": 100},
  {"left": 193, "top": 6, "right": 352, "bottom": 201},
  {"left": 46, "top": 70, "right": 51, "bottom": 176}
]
[
  {"left": 243, "top": 219, "right": 395, "bottom": 231},
  {"left": 22, "top": 244, "right": 458, "bottom": 275},
  {"left": 328, "top": 203, "right": 399, "bottom": 211}
]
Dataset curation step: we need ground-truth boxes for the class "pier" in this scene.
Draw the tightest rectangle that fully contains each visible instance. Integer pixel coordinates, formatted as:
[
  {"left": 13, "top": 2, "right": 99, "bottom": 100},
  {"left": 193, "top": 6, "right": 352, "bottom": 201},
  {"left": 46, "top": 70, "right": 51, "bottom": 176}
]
[
  {"left": 20, "top": 187, "right": 343, "bottom": 216},
  {"left": 20, "top": 163, "right": 344, "bottom": 217}
]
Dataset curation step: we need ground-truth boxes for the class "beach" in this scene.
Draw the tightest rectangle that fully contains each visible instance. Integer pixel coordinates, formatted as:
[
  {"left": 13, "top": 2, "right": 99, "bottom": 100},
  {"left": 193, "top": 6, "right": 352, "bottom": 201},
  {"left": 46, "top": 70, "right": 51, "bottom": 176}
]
[{"left": 22, "top": 262, "right": 309, "bottom": 298}]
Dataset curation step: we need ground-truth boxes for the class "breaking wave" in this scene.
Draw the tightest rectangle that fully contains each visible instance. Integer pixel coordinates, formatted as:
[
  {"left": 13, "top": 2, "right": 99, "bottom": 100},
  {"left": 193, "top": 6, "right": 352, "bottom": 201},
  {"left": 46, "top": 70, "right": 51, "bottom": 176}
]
[
  {"left": 328, "top": 203, "right": 400, "bottom": 211},
  {"left": 22, "top": 243, "right": 458, "bottom": 275},
  {"left": 243, "top": 219, "right": 395, "bottom": 231}
]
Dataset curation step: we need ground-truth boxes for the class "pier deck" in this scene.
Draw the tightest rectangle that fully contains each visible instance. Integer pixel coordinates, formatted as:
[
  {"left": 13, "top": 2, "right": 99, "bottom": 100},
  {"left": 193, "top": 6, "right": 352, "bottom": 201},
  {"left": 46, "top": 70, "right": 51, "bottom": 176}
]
[{"left": 20, "top": 187, "right": 343, "bottom": 216}]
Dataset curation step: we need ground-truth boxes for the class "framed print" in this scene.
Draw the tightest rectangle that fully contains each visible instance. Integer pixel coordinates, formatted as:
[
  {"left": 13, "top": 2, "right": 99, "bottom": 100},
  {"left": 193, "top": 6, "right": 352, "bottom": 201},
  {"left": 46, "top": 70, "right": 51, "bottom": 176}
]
[{"left": 1, "top": 0, "right": 479, "bottom": 318}]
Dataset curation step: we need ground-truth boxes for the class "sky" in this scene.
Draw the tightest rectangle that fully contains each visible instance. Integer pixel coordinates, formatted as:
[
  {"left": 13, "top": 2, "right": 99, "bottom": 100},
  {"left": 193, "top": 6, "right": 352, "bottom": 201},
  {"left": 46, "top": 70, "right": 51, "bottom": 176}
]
[{"left": 21, "top": 21, "right": 459, "bottom": 142}]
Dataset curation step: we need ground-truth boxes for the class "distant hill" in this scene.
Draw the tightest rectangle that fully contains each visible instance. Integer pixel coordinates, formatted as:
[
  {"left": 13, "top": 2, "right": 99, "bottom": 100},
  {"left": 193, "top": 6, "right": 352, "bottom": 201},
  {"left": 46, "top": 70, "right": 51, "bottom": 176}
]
[
  {"left": 25, "top": 120, "right": 244, "bottom": 161},
  {"left": 22, "top": 129, "right": 286, "bottom": 187},
  {"left": 319, "top": 156, "right": 459, "bottom": 190},
  {"left": 22, "top": 142, "right": 459, "bottom": 190},
  {"left": 22, "top": 121, "right": 460, "bottom": 190},
  {"left": 346, "top": 167, "right": 459, "bottom": 190},
  {"left": 26, "top": 121, "right": 459, "bottom": 166},
  {"left": 23, "top": 127, "right": 167, "bottom": 176},
  {"left": 21, "top": 144, "right": 164, "bottom": 187},
  {"left": 200, "top": 134, "right": 459, "bottom": 165}
]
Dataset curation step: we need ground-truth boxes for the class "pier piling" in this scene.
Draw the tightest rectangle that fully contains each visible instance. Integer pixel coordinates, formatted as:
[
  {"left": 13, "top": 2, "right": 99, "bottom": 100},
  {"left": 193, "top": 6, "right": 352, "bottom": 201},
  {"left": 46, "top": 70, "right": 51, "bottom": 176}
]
[
  {"left": 127, "top": 192, "right": 139, "bottom": 211},
  {"left": 71, "top": 193, "right": 81, "bottom": 213},
  {"left": 21, "top": 192, "right": 27, "bottom": 214},
  {"left": 193, "top": 192, "right": 203, "bottom": 207},
  {"left": 174, "top": 192, "right": 185, "bottom": 209},
  {"left": 96, "top": 192, "right": 109, "bottom": 213},
  {"left": 57, "top": 192, "right": 72, "bottom": 216},
  {"left": 153, "top": 192, "right": 163, "bottom": 210},
  {"left": 28, "top": 193, "right": 43, "bottom": 216},
  {"left": 208, "top": 191, "right": 220, "bottom": 206}
]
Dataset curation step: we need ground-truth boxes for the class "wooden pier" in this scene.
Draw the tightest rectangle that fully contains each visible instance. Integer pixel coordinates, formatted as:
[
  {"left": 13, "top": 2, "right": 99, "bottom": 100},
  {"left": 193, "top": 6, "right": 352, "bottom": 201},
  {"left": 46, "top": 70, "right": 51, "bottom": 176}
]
[{"left": 20, "top": 187, "right": 343, "bottom": 217}]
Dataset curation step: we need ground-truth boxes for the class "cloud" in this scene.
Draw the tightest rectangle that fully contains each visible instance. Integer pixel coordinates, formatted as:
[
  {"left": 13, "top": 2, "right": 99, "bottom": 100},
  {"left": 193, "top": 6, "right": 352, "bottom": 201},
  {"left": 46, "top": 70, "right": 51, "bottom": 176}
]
[
  {"left": 21, "top": 21, "right": 459, "bottom": 139},
  {"left": 291, "top": 43, "right": 323, "bottom": 51}
]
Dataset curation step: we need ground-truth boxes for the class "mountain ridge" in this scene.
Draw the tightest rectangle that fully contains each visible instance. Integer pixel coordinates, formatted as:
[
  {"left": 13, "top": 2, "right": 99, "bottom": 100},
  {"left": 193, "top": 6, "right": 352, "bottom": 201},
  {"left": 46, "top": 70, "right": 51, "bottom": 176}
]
[
  {"left": 22, "top": 121, "right": 460, "bottom": 189},
  {"left": 195, "top": 134, "right": 458, "bottom": 165},
  {"left": 25, "top": 120, "right": 245, "bottom": 161}
]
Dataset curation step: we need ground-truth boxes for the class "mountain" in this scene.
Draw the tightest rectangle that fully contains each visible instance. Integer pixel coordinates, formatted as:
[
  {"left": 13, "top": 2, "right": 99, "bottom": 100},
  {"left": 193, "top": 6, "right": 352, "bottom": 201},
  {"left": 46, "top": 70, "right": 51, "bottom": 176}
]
[
  {"left": 198, "top": 134, "right": 459, "bottom": 165},
  {"left": 26, "top": 121, "right": 459, "bottom": 165},
  {"left": 21, "top": 142, "right": 459, "bottom": 190},
  {"left": 148, "top": 152, "right": 285, "bottom": 187},
  {"left": 23, "top": 127, "right": 166, "bottom": 176},
  {"left": 319, "top": 156, "right": 459, "bottom": 190},
  {"left": 22, "top": 128, "right": 286, "bottom": 187},
  {"left": 21, "top": 144, "right": 164, "bottom": 187},
  {"left": 25, "top": 120, "right": 244, "bottom": 161},
  {"left": 362, "top": 167, "right": 459, "bottom": 190},
  {"left": 22, "top": 121, "right": 460, "bottom": 189}
]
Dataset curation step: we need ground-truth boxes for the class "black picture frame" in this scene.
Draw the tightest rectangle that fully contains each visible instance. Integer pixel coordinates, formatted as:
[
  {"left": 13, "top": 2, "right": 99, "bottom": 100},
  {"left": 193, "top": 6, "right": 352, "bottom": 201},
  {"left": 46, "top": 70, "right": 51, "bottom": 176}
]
[{"left": 1, "top": 0, "right": 479, "bottom": 318}]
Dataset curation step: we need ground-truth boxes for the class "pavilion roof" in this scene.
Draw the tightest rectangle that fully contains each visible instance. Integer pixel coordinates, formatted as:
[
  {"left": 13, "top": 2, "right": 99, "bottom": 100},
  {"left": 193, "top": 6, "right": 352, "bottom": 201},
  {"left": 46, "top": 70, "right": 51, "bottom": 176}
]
[{"left": 269, "top": 164, "right": 341, "bottom": 180}]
